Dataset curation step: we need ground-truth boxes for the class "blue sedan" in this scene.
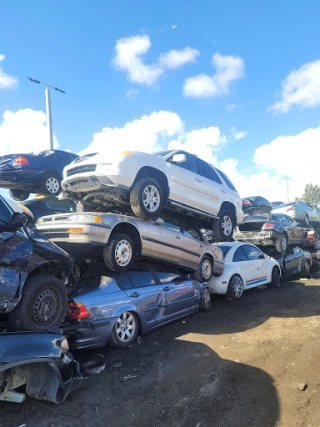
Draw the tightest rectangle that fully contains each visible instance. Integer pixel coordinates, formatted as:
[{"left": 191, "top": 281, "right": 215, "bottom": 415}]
[
  {"left": 64, "top": 262, "right": 212, "bottom": 349},
  {"left": 0, "top": 149, "right": 78, "bottom": 201}
]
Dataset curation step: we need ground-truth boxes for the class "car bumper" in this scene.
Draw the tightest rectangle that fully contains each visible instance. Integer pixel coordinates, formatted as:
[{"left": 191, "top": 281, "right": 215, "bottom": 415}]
[
  {"left": 234, "top": 230, "right": 276, "bottom": 246},
  {"left": 208, "top": 275, "right": 229, "bottom": 295},
  {"left": 62, "top": 318, "right": 117, "bottom": 350},
  {"left": 0, "top": 170, "right": 42, "bottom": 189}
]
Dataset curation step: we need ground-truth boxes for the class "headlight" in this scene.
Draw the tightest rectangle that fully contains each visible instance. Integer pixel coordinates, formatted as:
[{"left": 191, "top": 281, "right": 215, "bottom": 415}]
[{"left": 68, "top": 215, "right": 103, "bottom": 223}]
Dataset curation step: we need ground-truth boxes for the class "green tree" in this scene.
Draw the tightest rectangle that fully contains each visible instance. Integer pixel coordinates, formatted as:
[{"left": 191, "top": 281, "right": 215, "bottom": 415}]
[{"left": 298, "top": 183, "right": 320, "bottom": 206}]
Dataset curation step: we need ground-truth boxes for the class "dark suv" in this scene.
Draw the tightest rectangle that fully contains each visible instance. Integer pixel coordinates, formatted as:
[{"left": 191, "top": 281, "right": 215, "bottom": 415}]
[{"left": 0, "top": 195, "right": 75, "bottom": 331}]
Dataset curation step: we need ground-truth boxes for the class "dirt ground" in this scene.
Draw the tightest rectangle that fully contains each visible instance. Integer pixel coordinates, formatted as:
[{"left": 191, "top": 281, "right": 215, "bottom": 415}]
[{"left": 1, "top": 275, "right": 320, "bottom": 427}]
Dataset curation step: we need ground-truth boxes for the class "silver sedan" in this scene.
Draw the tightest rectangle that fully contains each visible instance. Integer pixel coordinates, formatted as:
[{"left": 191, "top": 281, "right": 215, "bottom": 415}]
[{"left": 36, "top": 211, "right": 224, "bottom": 281}]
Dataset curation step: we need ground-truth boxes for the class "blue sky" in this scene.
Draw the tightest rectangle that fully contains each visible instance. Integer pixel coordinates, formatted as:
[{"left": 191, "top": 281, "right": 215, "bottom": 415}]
[{"left": 1, "top": 0, "right": 320, "bottom": 200}]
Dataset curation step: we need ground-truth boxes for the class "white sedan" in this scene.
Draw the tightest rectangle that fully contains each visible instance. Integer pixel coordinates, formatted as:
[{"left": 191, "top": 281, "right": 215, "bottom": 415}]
[{"left": 208, "top": 242, "right": 281, "bottom": 299}]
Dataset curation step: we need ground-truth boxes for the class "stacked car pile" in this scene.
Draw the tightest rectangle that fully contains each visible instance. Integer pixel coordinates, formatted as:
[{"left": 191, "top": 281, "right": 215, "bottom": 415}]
[{"left": 0, "top": 147, "right": 318, "bottom": 403}]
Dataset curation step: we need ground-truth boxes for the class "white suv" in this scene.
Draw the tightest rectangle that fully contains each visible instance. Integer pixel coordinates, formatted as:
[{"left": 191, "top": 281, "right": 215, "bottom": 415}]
[{"left": 61, "top": 149, "right": 243, "bottom": 240}]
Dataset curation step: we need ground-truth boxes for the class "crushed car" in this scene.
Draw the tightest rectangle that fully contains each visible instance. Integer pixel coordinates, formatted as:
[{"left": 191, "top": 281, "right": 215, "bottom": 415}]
[
  {"left": 0, "top": 332, "right": 82, "bottom": 404},
  {"left": 35, "top": 211, "right": 224, "bottom": 281},
  {"left": 234, "top": 213, "right": 309, "bottom": 253},
  {"left": 0, "top": 150, "right": 78, "bottom": 201},
  {"left": 62, "top": 262, "right": 212, "bottom": 350},
  {"left": 272, "top": 201, "right": 320, "bottom": 228},
  {"left": 242, "top": 196, "right": 272, "bottom": 218},
  {"left": 0, "top": 195, "right": 76, "bottom": 331},
  {"left": 61, "top": 149, "right": 244, "bottom": 241}
]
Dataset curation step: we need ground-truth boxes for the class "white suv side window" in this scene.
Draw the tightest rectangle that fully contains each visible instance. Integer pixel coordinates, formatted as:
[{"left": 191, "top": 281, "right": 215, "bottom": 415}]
[{"left": 169, "top": 153, "right": 197, "bottom": 173}]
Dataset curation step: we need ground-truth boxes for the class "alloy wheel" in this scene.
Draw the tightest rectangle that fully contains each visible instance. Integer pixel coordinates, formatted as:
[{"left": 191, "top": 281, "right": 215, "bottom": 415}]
[
  {"left": 115, "top": 239, "right": 132, "bottom": 266},
  {"left": 142, "top": 185, "right": 160, "bottom": 213},
  {"left": 116, "top": 312, "right": 136, "bottom": 343},
  {"left": 46, "top": 177, "right": 60, "bottom": 194},
  {"left": 201, "top": 259, "right": 212, "bottom": 281},
  {"left": 231, "top": 276, "right": 243, "bottom": 299},
  {"left": 221, "top": 215, "right": 232, "bottom": 236}
]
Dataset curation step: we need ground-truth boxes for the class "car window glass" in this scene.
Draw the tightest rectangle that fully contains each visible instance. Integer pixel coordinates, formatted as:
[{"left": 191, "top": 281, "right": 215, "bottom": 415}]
[
  {"left": 217, "top": 245, "right": 231, "bottom": 257},
  {"left": 243, "top": 245, "right": 264, "bottom": 260},
  {"left": 117, "top": 273, "right": 134, "bottom": 290},
  {"left": 287, "top": 216, "right": 297, "bottom": 226},
  {"left": 159, "top": 214, "right": 180, "bottom": 232},
  {"left": 259, "top": 197, "right": 270, "bottom": 204},
  {"left": 182, "top": 223, "right": 202, "bottom": 240},
  {"left": 197, "top": 159, "right": 222, "bottom": 184},
  {"left": 170, "top": 153, "right": 196, "bottom": 173},
  {"left": 46, "top": 199, "right": 75, "bottom": 212},
  {"left": 127, "top": 271, "right": 156, "bottom": 288},
  {"left": 156, "top": 272, "right": 181, "bottom": 284},
  {"left": 0, "top": 200, "right": 10, "bottom": 224},
  {"left": 233, "top": 247, "right": 248, "bottom": 262},
  {"left": 216, "top": 169, "right": 237, "bottom": 192}
]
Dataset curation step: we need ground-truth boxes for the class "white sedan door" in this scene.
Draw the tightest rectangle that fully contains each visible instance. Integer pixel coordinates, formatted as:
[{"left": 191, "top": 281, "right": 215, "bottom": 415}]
[
  {"left": 166, "top": 152, "right": 203, "bottom": 212},
  {"left": 242, "top": 244, "right": 268, "bottom": 288}
]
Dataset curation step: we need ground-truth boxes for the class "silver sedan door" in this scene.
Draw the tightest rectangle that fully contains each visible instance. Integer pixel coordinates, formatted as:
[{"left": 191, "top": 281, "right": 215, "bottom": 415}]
[{"left": 179, "top": 219, "right": 203, "bottom": 270}]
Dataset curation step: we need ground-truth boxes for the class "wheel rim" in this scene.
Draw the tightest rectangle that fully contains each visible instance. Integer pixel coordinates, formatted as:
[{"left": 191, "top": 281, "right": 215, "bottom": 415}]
[
  {"left": 231, "top": 276, "right": 243, "bottom": 298},
  {"left": 46, "top": 177, "right": 60, "bottom": 194},
  {"left": 33, "top": 289, "right": 59, "bottom": 325},
  {"left": 281, "top": 236, "right": 287, "bottom": 251},
  {"left": 201, "top": 259, "right": 212, "bottom": 281},
  {"left": 221, "top": 215, "right": 232, "bottom": 236},
  {"left": 315, "top": 240, "right": 320, "bottom": 250},
  {"left": 305, "top": 260, "right": 310, "bottom": 274},
  {"left": 203, "top": 288, "right": 211, "bottom": 308},
  {"left": 116, "top": 312, "right": 136, "bottom": 342},
  {"left": 115, "top": 239, "right": 132, "bottom": 266},
  {"left": 142, "top": 185, "right": 160, "bottom": 212}
]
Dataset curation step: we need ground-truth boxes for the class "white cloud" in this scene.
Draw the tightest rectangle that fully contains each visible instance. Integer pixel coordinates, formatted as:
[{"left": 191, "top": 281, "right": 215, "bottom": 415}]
[
  {"left": 112, "top": 34, "right": 199, "bottom": 86},
  {"left": 81, "top": 111, "right": 226, "bottom": 168},
  {"left": 126, "top": 88, "right": 141, "bottom": 99},
  {"left": 231, "top": 127, "right": 248, "bottom": 140},
  {"left": 183, "top": 52, "right": 245, "bottom": 98},
  {"left": 221, "top": 125, "right": 320, "bottom": 202},
  {"left": 0, "top": 108, "right": 58, "bottom": 156},
  {"left": 0, "top": 54, "right": 18, "bottom": 90},
  {"left": 269, "top": 59, "right": 320, "bottom": 113}
]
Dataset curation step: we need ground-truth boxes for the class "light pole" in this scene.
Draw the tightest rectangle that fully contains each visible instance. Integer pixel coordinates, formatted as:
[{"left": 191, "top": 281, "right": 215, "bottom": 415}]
[
  {"left": 284, "top": 176, "right": 290, "bottom": 202},
  {"left": 28, "top": 77, "right": 65, "bottom": 151}
]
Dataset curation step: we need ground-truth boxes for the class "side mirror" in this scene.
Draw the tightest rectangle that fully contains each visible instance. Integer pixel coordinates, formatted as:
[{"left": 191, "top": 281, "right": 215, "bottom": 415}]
[
  {"left": 171, "top": 153, "right": 186, "bottom": 164},
  {"left": 9, "top": 212, "right": 28, "bottom": 230},
  {"left": 153, "top": 217, "right": 164, "bottom": 226}
]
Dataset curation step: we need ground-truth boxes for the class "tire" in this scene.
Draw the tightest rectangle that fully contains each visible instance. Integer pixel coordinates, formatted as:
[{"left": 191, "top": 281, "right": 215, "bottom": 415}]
[
  {"left": 8, "top": 275, "right": 68, "bottom": 331},
  {"left": 195, "top": 256, "right": 213, "bottom": 282},
  {"left": 304, "top": 215, "right": 310, "bottom": 227},
  {"left": 226, "top": 274, "right": 244, "bottom": 299},
  {"left": 275, "top": 233, "right": 288, "bottom": 253},
  {"left": 314, "top": 239, "right": 320, "bottom": 251},
  {"left": 215, "top": 209, "right": 235, "bottom": 241},
  {"left": 108, "top": 311, "right": 139, "bottom": 347},
  {"left": 103, "top": 233, "right": 136, "bottom": 272},
  {"left": 304, "top": 259, "right": 311, "bottom": 275},
  {"left": 130, "top": 178, "right": 164, "bottom": 220},
  {"left": 8, "top": 189, "right": 30, "bottom": 201},
  {"left": 199, "top": 287, "right": 212, "bottom": 311},
  {"left": 269, "top": 267, "right": 281, "bottom": 288},
  {"left": 40, "top": 171, "right": 61, "bottom": 196}
]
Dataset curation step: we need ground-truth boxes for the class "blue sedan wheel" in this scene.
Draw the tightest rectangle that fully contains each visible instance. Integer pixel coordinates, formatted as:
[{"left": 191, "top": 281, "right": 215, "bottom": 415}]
[{"left": 108, "top": 312, "right": 139, "bottom": 348}]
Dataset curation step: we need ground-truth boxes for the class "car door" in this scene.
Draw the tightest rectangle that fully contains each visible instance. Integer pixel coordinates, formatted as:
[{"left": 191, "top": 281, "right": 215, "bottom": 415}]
[
  {"left": 286, "top": 215, "right": 305, "bottom": 244},
  {"left": 0, "top": 198, "right": 32, "bottom": 307},
  {"left": 282, "top": 247, "right": 297, "bottom": 278},
  {"left": 292, "top": 247, "right": 305, "bottom": 274},
  {"left": 179, "top": 219, "right": 204, "bottom": 269},
  {"left": 122, "top": 269, "right": 164, "bottom": 330},
  {"left": 242, "top": 244, "right": 268, "bottom": 288},
  {"left": 146, "top": 214, "right": 183, "bottom": 263},
  {"left": 196, "top": 158, "right": 223, "bottom": 216},
  {"left": 232, "top": 246, "right": 252, "bottom": 284},
  {"left": 165, "top": 152, "right": 204, "bottom": 212},
  {"left": 151, "top": 265, "right": 197, "bottom": 322}
]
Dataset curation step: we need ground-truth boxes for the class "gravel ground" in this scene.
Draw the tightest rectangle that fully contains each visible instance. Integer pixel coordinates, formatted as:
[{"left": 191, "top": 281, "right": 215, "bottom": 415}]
[{"left": 1, "top": 275, "right": 320, "bottom": 427}]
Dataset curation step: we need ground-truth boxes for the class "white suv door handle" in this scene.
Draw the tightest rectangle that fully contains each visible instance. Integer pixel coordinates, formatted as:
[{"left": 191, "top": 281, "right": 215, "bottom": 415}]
[
  {"left": 195, "top": 178, "right": 202, "bottom": 183},
  {"left": 221, "top": 189, "right": 226, "bottom": 193}
]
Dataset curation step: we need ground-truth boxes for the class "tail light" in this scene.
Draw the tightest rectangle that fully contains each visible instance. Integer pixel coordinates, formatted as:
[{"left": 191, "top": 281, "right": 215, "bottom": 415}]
[
  {"left": 242, "top": 199, "right": 251, "bottom": 206},
  {"left": 286, "top": 206, "right": 294, "bottom": 212},
  {"left": 263, "top": 222, "right": 275, "bottom": 229},
  {"left": 68, "top": 301, "right": 89, "bottom": 320},
  {"left": 13, "top": 156, "right": 29, "bottom": 166}
]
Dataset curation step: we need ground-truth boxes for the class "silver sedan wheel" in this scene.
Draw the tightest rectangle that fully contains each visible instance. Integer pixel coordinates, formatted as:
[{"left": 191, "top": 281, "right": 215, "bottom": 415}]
[
  {"left": 116, "top": 312, "right": 137, "bottom": 343},
  {"left": 46, "top": 177, "right": 60, "bottom": 194},
  {"left": 115, "top": 239, "right": 132, "bottom": 266},
  {"left": 142, "top": 185, "right": 160, "bottom": 213},
  {"left": 221, "top": 215, "right": 233, "bottom": 236},
  {"left": 201, "top": 259, "right": 212, "bottom": 281},
  {"left": 230, "top": 275, "right": 244, "bottom": 299}
]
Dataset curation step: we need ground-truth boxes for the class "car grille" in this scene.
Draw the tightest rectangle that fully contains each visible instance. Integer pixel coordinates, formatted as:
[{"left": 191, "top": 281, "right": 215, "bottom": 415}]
[
  {"left": 40, "top": 229, "right": 69, "bottom": 239},
  {"left": 67, "top": 164, "right": 96, "bottom": 176}
]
